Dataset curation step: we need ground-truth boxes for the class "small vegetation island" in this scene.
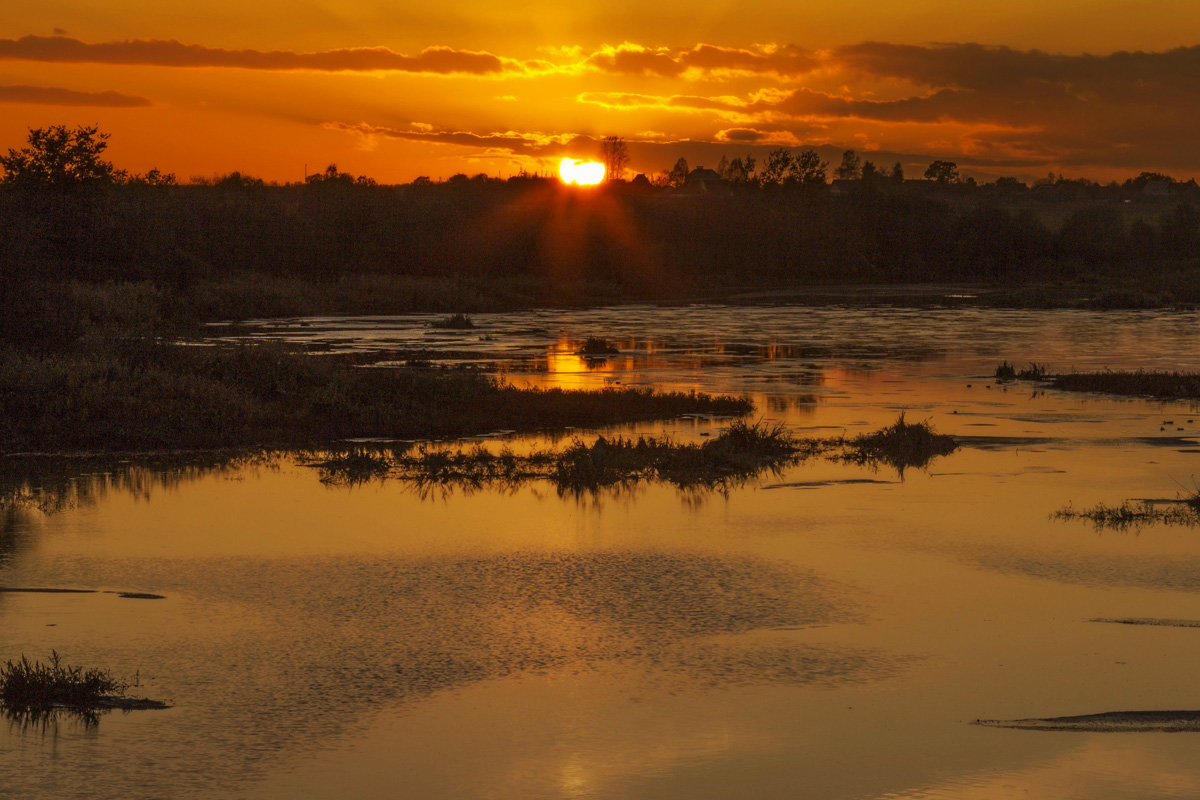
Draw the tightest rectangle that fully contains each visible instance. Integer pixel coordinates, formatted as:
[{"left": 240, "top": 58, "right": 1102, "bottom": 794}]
[
  {"left": 1, "top": 651, "right": 169, "bottom": 725},
  {"left": 1, "top": 124, "right": 1198, "bottom": 455}
]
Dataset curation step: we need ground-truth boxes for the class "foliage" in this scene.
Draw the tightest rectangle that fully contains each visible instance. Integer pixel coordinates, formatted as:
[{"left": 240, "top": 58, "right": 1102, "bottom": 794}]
[
  {"left": 1, "top": 651, "right": 125, "bottom": 713},
  {"left": 1049, "top": 370, "right": 1200, "bottom": 399},
  {"left": 431, "top": 313, "right": 475, "bottom": 329},
  {"left": 924, "top": 160, "right": 960, "bottom": 183},
  {"left": 995, "top": 362, "right": 1049, "bottom": 381},
  {"left": 835, "top": 150, "right": 862, "bottom": 180},
  {"left": 0, "top": 125, "right": 125, "bottom": 188}
]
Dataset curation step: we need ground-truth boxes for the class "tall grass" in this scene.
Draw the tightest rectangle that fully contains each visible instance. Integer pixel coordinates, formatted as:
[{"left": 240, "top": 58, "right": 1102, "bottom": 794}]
[
  {"left": 1, "top": 651, "right": 124, "bottom": 713},
  {"left": 1049, "top": 370, "right": 1200, "bottom": 399},
  {"left": 310, "top": 415, "right": 959, "bottom": 495},
  {"left": 0, "top": 340, "right": 752, "bottom": 453}
]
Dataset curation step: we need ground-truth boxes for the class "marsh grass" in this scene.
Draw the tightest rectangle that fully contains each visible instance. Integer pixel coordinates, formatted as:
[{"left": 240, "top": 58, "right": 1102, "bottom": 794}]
[
  {"left": 578, "top": 337, "right": 619, "bottom": 356},
  {"left": 430, "top": 313, "right": 475, "bottom": 330},
  {"left": 995, "top": 361, "right": 1050, "bottom": 381},
  {"left": 837, "top": 413, "right": 959, "bottom": 474},
  {"left": 309, "top": 416, "right": 958, "bottom": 495},
  {"left": 1049, "top": 370, "right": 1200, "bottom": 399},
  {"left": 1051, "top": 500, "right": 1199, "bottom": 530},
  {"left": 0, "top": 651, "right": 169, "bottom": 727},
  {"left": 0, "top": 340, "right": 751, "bottom": 453}
]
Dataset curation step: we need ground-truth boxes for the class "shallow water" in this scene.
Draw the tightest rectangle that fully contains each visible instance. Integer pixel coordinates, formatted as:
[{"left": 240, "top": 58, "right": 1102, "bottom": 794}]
[{"left": 5, "top": 305, "right": 1200, "bottom": 799}]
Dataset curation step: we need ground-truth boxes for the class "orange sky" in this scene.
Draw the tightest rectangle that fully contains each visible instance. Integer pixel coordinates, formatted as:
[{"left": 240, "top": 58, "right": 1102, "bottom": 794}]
[{"left": 3, "top": 1, "right": 1200, "bottom": 183}]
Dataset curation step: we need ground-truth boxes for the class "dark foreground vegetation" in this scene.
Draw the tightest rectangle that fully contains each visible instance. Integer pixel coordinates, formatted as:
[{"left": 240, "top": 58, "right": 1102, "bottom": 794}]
[
  {"left": 1049, "top": 371, "right": 1200, "bottom": 399},
  {"left": 1052, "top": 486, "right": 1200, "bottom": 530},
  {"left": 0, "top": 339, "right": 749, "bottom": 453},
  {"left": 993, "top": 363, "right": 1200, "bottom": 399},
  {"left": 309, "top": 415, "right": 958, "bottom": 495},
  {"left": 1, "top": 651, "right": 167, "bottom": 725},
  {"left": 2, "top": 126, "right": 1200, "bottom": 338}
]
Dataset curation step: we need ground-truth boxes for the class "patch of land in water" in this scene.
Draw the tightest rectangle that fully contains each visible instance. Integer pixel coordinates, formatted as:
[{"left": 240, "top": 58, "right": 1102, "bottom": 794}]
[
  {"left": 0, "top": 339, "right": 750, "bottom": 454},
  {"left": 976, "top": 710, "right": 1200, "bottom": 731},
  {"left": 1091, "top": 618, "right": 1200, "bottom": 627},
  {"left": 305, "top": 415, "right": 958, "bottom": 495}
]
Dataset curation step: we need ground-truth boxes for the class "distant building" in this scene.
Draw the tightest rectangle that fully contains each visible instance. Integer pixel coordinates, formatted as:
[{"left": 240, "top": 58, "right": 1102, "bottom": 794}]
[{"left": 684, "top": 167, "right": 723, "bottom": 193}]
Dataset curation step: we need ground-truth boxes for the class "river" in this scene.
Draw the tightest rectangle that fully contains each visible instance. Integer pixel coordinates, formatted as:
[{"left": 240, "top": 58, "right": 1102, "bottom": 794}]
[{"left": 3, "top": 305, "right": 1200, "bottom": 799}]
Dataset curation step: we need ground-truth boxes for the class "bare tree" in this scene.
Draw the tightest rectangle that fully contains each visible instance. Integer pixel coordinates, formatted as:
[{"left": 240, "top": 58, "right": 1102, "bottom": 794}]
[{"left": 601, "top": 136, "right": 630, "bottom": 182}]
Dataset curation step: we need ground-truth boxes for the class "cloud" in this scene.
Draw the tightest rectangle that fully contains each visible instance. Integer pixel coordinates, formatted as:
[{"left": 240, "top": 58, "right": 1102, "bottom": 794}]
[
  {"left": 0, "top": 35, "right": 528, "bottom": 75},
  {"left": 323, "top": 122, "right": 591, "bottom": 155},
  {"left": 0, "top": 83, "right": 151, "bottom": 107},
  {"left": 584, "top": 42, "right": 818, "bottom": 78}
]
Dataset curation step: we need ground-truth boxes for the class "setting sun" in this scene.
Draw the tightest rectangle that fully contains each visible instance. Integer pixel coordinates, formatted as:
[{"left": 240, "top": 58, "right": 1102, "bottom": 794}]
[{"left": 558, "top": 158, "right": 605, "bottom": 186}]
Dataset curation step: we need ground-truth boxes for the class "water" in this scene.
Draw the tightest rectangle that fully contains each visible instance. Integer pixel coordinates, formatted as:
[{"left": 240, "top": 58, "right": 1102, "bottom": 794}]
[{"left": 4, "top": 306, "right": 1200, "bottom": 799}]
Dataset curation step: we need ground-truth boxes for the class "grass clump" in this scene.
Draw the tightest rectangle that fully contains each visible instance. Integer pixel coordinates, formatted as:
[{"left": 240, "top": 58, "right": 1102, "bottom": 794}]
[
  {"left": 578, "top": 336, "right": 619, "bottom": 356},
  {"left": 1051, "top": 500, "right": 1199, "bottom": 530},
  {"left": 0, "top": 651, "right": 164, "bottom": 725},
  {"left": 995, "top": 361, "right": 1049, "bottom": 381},
  {"left": 430, "top": 313, "right": 475, "bottom": 330},
  {"left": 1049, "top": 370, "right": 1200, "bottom": 399},
  {"left": 839, "top": 413, "right": 958, "bottom": 474},
  {"left": 317, "top": 415, "right": 958, "bottom": 496}
]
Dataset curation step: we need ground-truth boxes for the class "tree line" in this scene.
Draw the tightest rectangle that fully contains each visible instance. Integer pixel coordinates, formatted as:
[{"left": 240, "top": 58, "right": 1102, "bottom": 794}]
[{"left": 1, "top": 125, "right": 1197, "bottom": 307}]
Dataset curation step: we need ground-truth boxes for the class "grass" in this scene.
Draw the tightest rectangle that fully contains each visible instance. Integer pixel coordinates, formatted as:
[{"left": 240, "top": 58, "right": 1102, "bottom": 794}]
[
  {"left": 430, "top": 313, "right": 475, "bottom": 330},
  {"left": 1051, "top": 500, "right": 1199, "bottom": 530},
  {"left": 1052, "top": 483, "right": 1200, "bottom": 530},
  {"left": 308, "top": 415, "right": 959, "bottom": 495},
  {"left": 0, "top": 340, "right": 752, "bottom": 453},
  {"left": 578, "top": 336, "right": 619, "bottom": 356},
  {"left": 837, "top": 413, "right": 959, "bottom": 474},
  {"left": 995, "top": 361, "right": 1050, "bottom": 381},
  {"left": 1048, "top": 370, "right": 1200, "bottom": 399},
  {"left": 0, "top": 651, "right": 170, "bottom": 727}
]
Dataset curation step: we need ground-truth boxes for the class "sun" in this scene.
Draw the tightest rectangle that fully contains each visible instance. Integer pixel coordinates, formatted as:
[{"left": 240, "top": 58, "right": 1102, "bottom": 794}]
[{"left": 559, "top": 157, "right": 605, "bottom": 186}]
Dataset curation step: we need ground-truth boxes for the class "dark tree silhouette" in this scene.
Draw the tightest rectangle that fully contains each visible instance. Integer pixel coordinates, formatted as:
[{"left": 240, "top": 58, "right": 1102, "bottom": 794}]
[
  {"left": 788, "top": 149, "right": 828, "bottom": 186},
  {"left": 762, "top": 148, "right": 792, "bottom": 185},
  {"left": 835, "top": 150, "right": 862, "bottom": 180},
  {"left": 0, "top": 124, "right": 125, "bottom": 188},
  {"left": 924, "top": 160, "right": 959, "bottom": 183},
  {"left": 601, "top": 137, "right": 630, "bottom": 181},
  {"left": 667, "top": 157, "right": 690, "bottom": 188}
]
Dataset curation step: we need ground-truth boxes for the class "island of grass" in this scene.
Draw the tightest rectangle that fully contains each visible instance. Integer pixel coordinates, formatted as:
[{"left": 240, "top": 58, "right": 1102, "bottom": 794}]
[
  {"left": 1048, "top": 370, "right": 1200, "bottom": 399},
  {"left": 1, "top": 652, "right": 168, "bottom": 722},
  {"left": 0, "top": 340, "right": 750, "bottom": 453},
  {"left": 309, "top": 415, "right": 958, "bottom": 494}
]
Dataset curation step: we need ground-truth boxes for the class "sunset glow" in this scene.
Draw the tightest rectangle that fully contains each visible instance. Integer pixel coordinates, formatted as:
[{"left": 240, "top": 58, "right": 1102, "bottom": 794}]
[
  {"left": 2, "top": 3, "right": 1200, "bottom": 183},
  {"left": 558, "top": 158, "right": 605, "bottom": 186}
]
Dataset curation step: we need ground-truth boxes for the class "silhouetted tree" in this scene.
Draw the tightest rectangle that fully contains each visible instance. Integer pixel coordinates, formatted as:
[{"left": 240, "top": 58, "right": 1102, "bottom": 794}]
[
  {"left": 725, "top": 154, "right": 756, "bottom": 184},
  {"left": 787, "top": 149, "right": 827, "bottom": 186},
  {"left": 715, "top": 154, "right": 730, "bottom": 180},
  {"left": 667, "top": 157, "right": 690, "bottom": 188},
  {"left": 891, "top": 162, "right": 905, "bottom": 183},
  {"left": 601, "top": 137, "right": 630, "bottom": 181},
  {"left": 126, "top": 168, "right": 177, "bottom": 186},
  {"left": 0, "top": 124, "right": 125, "bottom": 188},
  {"left": 924, "top": 160, "right": 959, "bottom": 183},
  {"left": 835, "top": 150, "right": 862, "bottom": 180},
  {"left": 761, "top": 148, "right": 792, "bottom": 185}
]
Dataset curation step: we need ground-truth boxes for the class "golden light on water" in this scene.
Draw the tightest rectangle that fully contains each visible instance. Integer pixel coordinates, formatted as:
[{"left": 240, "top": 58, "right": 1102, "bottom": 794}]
[{"left": 558, "top": 158, "right": 605, "bottom": 186}]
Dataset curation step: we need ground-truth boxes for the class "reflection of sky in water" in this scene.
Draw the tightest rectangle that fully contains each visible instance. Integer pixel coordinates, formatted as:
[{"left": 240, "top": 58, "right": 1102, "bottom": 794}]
[{"left": 5, "top": 306, "right": 1200, "bottom": 799}]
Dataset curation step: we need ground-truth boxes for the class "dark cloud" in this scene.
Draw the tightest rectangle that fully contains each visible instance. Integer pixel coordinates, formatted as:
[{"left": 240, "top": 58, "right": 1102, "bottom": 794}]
[
  {"left": 0, "top": 83, "right": 151, "bottom": 107},
  {"left": 715, "top": 128, "right": 769, "bottom": 142},
  {"left": 323, "top": 122, "right": 595, "bottom": 156},
  {"left": 0, "top": 35, "right": 522, "bottom": 75},
  {"left": 585, "top": 45, "right": 686, "bottom": 77},
  {"left": 833, "top": 41, "right": 1200, "bottom": 99}
]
